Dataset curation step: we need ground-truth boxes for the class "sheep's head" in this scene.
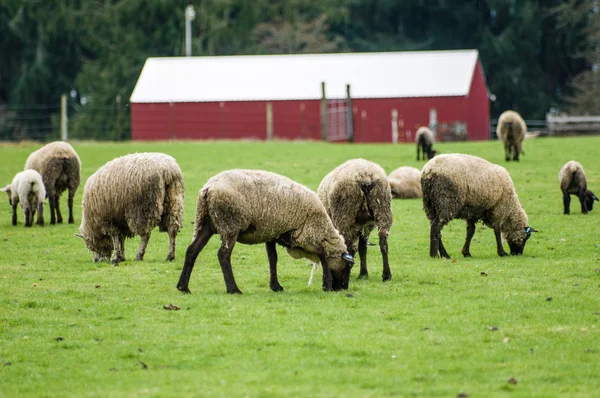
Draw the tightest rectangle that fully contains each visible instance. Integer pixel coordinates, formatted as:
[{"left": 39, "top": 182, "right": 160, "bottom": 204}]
[
  {"left": 0, "top": 185, "right": 12, "bottom": 205},
  {"left": 327, "top": 252, "right": 354, "bottom": 291},
  {"left": 585, "top": 190, "right": 598, "bottom": 211},
  {"left": 75, "top": 231, "right": 112, "bottom": 262},
  {"left": 506, "top": 226, "right": 537, "bottom": 255}
]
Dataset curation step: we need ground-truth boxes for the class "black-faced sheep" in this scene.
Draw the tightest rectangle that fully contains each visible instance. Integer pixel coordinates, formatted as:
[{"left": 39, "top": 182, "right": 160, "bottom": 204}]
[
  {"left": 496, "top": 110, "right": 526, "bottom": 161},
  {"left": 25, "top": 141, "right": 81, "bottom": 224},
  {"left": 1, "top": 170, "right": 46, "bottom": 227},
  {"left": 559, "top": 161, "right": 598, "bottom": 214},
  {"left": 415, "top": 126, "right": 437, "bottom": 161},
  {"left": 388, "top": 166, "right": 422, "bottom": 199},
  {"left": 421, "top": 153, "right": 537, "bottom": 258},
  {"left": 317, "top": 159, "right": 393, "bottom": 281},
  {"left": 176, "top": 169, "right": 355, "bottom": 294},
  {"left": 77, "top": 153, "right": 184, "bottom": 265}
]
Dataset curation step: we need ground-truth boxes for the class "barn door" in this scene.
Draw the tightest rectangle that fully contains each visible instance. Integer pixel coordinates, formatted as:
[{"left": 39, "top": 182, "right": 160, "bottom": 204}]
[{"left": 327, "top": 99, "right": 348, "bottom": 142}]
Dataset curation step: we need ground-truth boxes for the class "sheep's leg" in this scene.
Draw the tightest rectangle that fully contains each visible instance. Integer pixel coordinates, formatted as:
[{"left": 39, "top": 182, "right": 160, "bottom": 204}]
[
  {"left": 429, "top": 220, "right": 440, "bottom": 257},
  {"left": 266, "top": 241, "right": 283, "bottom": 292},
  {"left": 318, "top": 250, "right": 333, "bottom": 291},
  {"left": 23, "top": 198, "right": 33, "bottom": 227},
  {"left": 11, "top": 202, "right": 17, "bottom": 226},
  {"left": 512, "top": 144, "right": 520, "bottom": 161},
  {"left": 217, "top": 233, "right": 242, "bottom": 294},
  {"left": 504, "top": 142, "right": 511, "bottom": 161},
  {"left": 379, "top": 232, "right": 392, "bottom": 281},
  {"left": 165, "top": 226, "right": 178, "bottom": 261},
  {"left": 417, "top": 144, "right": 421, "bottom": 161},
  {"left": 111, "top": 233, "right": 125, "bottom": 265},
  {"left": 461, "top": 220, "right": 476, "bottom": 257},
  {"left": 55, "top": 195, "right": 63, "bottom": 224},
  {"left": 578, "top": 189, "right": 588, "bottom": 214},
  {"left": 438, "top": 237, "right": 450, "bottom": 259},
  {"left": 48, "top": 192, "right": 57, "bottom": 225},
  {"left": 357, "top": 235, "right": 369, "bottom": 279},
  {"left": 176, "top": 222, "right": 213, "bottom": 293},
  {"left": 494, "top": 228, "right": 508, "bottom": 256},
  {"left": 67, "top": 187, "right": 75, "bottom": 224},
  {"left": 562, "top": 189, "right": 571, "bottom": 214},
  {"left": 36, "top": 200, "right": 45, "bottom": 225},
  {"left": 135, "top": 233, "right": 150, "bottom": 261}
]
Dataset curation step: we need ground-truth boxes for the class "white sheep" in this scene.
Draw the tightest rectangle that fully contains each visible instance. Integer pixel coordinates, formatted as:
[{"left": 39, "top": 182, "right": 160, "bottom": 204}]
[
  {"left": 388, "top": 166, "right": 422, "bottom": 199},
  {"left": 77, "top": 153, "right": 184, "bottom": 264},
  {"left": 318, "top": 159, "right": 393, "bottom": 281},
  {"left": 421, "top": 153, "right": 537, "bottom": 258},
  {"left": 25, "top": 141, "right": 81, "bottom": 224},
  {"left": 176, "top": 169, "right": 355, "bottom": 294},
  {"left": 1, "top": 170, "right": 46, "bottom": 227},
  {"left": 496, "top": 110, "right": 526, "bottom": 161},
  {"left": 559, "top": 161, "right": 598, "bottom": 214}
]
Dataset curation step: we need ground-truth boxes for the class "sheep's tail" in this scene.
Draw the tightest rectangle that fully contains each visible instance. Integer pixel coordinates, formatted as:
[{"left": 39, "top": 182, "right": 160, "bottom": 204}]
[
  {"left": 308, "top": 262, "right": 320, "bottom": 286},
  {"left": 193, "top": 187, "right": 210, "bottom": 239}
]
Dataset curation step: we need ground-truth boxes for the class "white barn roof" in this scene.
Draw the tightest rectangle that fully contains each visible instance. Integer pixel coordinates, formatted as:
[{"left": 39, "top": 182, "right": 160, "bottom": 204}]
[{"left": 130, "top": 49, "right": 480, "bottom": 103}]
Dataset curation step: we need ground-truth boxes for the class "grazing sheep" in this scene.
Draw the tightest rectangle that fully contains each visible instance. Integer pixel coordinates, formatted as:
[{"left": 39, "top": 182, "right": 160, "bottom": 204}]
[
  {"left": 77, "top": 153, "right": 184, "bottom": 265},
  {"left": 318, "top": 159, "right": 393, "bottom": 281},
  {"left": 1, "top": 170, "right": 46, "bottom": 227},
  {"left": 421, "top": 153, "right": 537, "bottom": 258},
  {"left": 559, "top": 161, "right": 598, "bottom": 214},
  {"left": 415, "top": 126, "right": 437, "bottom": 161},
  {"left": 176, "top": 169, "right": 354, "bottom": 294},
  {"left": 388, "top": 166, "right": 423, "bottom": 199},
  {"left": 25, "top": 141, "right": 81, "bottom": 224},
  {"left": 496, "top": 110, "right": 526, "bottom": 161}
]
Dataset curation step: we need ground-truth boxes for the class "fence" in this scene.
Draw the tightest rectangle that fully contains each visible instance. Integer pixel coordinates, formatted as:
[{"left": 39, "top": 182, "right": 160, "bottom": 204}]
[
  {"left": 489, "top": 119, "right": 548, "bottom": 139},
  {"left": 0, "top": 95, "right": 125, "bottom": 142},
  {"left": 546, "top": 114, "right": 600, "bottom": 136}
]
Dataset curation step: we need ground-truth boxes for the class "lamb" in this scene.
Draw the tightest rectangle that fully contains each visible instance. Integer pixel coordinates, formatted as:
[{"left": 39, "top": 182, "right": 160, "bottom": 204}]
[
  {"left": 496, "top": 110, "right": 526, "bottom": 161},
  {"left": 25, "top": 141, "right": 81, "bottom": 224},
  {"left": 317, "top": 159, "right": 393, "bottom": 281},
  {"left": 559, "top": 161, "right": 598, "bottom": 214},
  {"left": 388, "top": 166, "right": 423, "bottom": 199},
  {"left": 1, "top": 170, "right": 46, "bottom": 227},
  {"left": 421, "top": 153, "right": 537, "bottom": 258},
  {"left": 415, "top": 126, "right": 437, "bottom": 160},
  {"left": 176, "top": 169, "right": 355, "bottom": 294},
  {"left": 77, "top": 153, "right": 184, "bottom": 265}
]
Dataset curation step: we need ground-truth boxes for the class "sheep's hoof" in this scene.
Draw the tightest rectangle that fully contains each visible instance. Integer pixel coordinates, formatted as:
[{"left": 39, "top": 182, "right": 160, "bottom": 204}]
[
  {"left": 227, "top": 288, "right": 242, "bottom": 294},
  {"left": 357, "top": 272, "right": 369, "bottom": 279},
  {"left": 462, "top": 252, "right": 471, "bottom": 258},
  {"left": 382, "top": 273, "right": 392, "bottom": 282},
  {"left": 582, "top": 211, "right": 588, "bottom": 214},
  {"left": 563, "top": 212, "right": 570, "bottom": 215},
  {"left": 134, "top": 255, "right": 143, "bottom": 261},
  {"left": 498, "top": 251, "right": 508, "bottom": 257},
  {"left": 177, "top": 285, "right": 191, "bottom": 294},
  {"left": 270, "top": 284, "right": 284, "bottom": 292},
  {"left": 166, "top": 255, "right": 175, "bottom": 262},
  {"left": 68, "top": 218, "right": 74, "bottom": 224}
]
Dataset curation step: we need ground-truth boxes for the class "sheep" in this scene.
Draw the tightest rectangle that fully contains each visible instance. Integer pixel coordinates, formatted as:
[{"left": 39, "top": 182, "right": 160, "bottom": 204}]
[
  {"left": 176, "top": 169, "right": 355, "bottom": 294},
  {"left": 77, "top": 153, "right": 184, "bottom": 265},
  {"left": 388, "top": 166, "right": 423, "bottom": 199},
  {"left": 25, "top": 141, "right": 81, "bottom": 224},
  {"left": 496, "top": 110, "right": 526, "bottom": 161},
  {"left": 317, "top": 159, "right": 393, "bottom": 281},
  {"left": 559, "top": 161, "right": 598, "bottom": 214},
  {"left": 421, "top": 153, "right": 537, "bottom": 258},
  {"left": 415, "top": 126, "right": 437, "bottom": 160},
  {"left": 1, "top": 170, "right": 46, "bottom": 227}
]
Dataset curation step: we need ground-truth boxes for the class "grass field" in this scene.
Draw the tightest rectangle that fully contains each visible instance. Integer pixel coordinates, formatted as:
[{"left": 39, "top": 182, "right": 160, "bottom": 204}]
[{"left": 0, "top": 137, "right": 599, "bottom": 397}]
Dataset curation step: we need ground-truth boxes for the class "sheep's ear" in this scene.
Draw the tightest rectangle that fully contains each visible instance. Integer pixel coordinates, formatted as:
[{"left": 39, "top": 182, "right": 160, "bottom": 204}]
[
  {"left": 342, "top": 252, "right": 354, "bottom": 266},
  {"left": 594, "top": 195, "right": 599, "bottom": 202},
  {"left": 74, "top": 233, "right": 84, "bottom": 239},
  {"left": 525, "top": 227, "right": 538, "bottom": 235}
]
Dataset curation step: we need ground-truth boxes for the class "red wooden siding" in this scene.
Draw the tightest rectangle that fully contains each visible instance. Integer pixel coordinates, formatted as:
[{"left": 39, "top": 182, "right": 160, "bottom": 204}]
[{"left": 465, "top": 61, "right": 490, "bottom": 140}]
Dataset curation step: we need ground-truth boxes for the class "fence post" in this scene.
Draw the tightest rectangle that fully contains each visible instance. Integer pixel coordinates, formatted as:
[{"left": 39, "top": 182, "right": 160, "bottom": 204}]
[
  {"left": 346, "top": 84, "right": 353, "bottom": 143},
  {"left": 391, "top": 109, "right": 398, "bottom": 143},
  {"left": 320, "top": 82, "right": 328, "bottom": 141},
  {"left": 266, "top": 102, "right": 273, "bottom": 140},
  {"left": 60, "top": 94, "right": 68, "bottom": 141},
  {"left": 116, "top": 94, "right": 122, "bottom": 141}
]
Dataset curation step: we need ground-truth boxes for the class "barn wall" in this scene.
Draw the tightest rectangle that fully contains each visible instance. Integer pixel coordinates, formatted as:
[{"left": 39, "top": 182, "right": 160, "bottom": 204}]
[{"left": 465, "top": 61, "right": 491, "bottom": 140}]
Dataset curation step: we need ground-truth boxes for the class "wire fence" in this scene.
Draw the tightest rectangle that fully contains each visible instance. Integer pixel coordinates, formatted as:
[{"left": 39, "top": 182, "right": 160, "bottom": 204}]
[{"left": 0, "top": 99, "right": 127, "bottom": 142}]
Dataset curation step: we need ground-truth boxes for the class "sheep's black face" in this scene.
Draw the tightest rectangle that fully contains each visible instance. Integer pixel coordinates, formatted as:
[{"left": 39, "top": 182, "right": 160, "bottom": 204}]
[
  {"left": 585, "top": 190, "right": 598, "bottom": 211},
  {"left": 508, "top": 227, "right": 537, "bottom": 255},
  {"left": 77, "top": 232, "right": 112, "bottom": 262},
  {"left": 329, "top": 253, "right": 354, "bottom": 291}
]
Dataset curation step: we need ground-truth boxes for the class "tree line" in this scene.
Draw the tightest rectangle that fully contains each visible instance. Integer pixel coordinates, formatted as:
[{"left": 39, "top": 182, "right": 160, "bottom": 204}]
[{"left": 0, "top": 0, "right": 598, "bottom": 140}]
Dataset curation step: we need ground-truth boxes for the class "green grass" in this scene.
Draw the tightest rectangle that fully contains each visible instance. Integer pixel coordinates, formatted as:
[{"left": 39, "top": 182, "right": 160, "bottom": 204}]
[{"left": 0, "top": 137, "right": 599, "bottom": 397}]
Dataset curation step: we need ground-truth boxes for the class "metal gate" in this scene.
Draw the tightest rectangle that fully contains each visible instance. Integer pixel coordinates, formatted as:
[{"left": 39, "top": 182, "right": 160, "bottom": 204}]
[{"left": 327, "top": 99, "right": 349, "bottom": 142}]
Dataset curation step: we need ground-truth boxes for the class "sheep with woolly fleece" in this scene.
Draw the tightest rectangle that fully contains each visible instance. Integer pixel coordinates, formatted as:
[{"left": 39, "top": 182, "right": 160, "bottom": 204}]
[
  {"left": 415, "top": 126, "right": 437, "bottom": 161},
  {"left": 77, "top": 153, "right": 184, "bottom": 265},
  {"left": 496, "top": 110, "right": 526, "bottom": 161},
  {"left": 25, "top": 141, "right": 81, "bottom": 224},
  {"left": 388, "top": 166, "right": 422, "bottom": 199},
  {"left": 1, "top": 170, "right": 46, "bottom": 227},
  {"left": 559, "top": 160, "right": 598, "bottom": 214},
  {"left": 421, "top": 153, "right": 537, "bottom": 258},
  {"left": 176, "top": 169, "right": 355, "bottom": 294},
  {"left": 318, "top": 158, "right": 393, "bottom": 281}
]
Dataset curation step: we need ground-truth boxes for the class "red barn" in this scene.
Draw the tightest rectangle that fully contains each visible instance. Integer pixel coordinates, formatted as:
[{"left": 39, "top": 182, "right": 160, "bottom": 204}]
[{"left": 130, "top": 50, "right": 490, "bottom": 142}]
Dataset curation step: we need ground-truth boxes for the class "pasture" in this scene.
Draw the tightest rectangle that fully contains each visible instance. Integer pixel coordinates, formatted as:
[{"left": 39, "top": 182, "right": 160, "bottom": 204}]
[{"left": 0, "top": 137, "right": 599, "bottom": 397}]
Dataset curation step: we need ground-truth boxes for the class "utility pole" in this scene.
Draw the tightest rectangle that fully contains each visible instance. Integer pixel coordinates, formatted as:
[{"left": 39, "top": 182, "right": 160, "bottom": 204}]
[{"left": 185, "top": 2, "right": 196, "bottom": 56}]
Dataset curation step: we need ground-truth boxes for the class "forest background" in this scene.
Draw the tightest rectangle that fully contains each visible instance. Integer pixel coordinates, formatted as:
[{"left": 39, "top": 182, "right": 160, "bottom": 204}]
[{"left": 1, "top": 0, "right": 599, "bottom": 140}]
